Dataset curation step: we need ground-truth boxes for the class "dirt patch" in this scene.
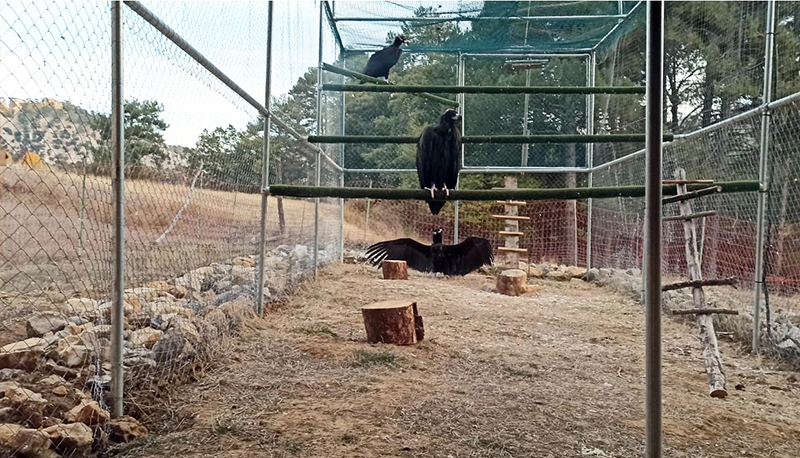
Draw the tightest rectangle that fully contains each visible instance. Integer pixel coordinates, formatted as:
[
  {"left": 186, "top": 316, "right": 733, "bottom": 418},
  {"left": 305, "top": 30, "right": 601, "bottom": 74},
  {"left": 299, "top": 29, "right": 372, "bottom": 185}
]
[{"left": 114, "top": 264, "right": 800, "bottom": 458}]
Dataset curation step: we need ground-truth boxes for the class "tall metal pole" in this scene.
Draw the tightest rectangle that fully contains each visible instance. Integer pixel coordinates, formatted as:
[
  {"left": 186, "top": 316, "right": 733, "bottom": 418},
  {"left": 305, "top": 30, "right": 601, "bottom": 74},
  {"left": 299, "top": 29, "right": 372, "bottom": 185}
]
[
  {"left": 454, "top": 52, "right": 465, "bottom": 242},
  {"left": 110, "top": 0, "right": 125, "bottom": 419},
  {"left": 752, "top": 0, "right": 776, "bottom": 353},
  {"left": 314, "top": 2, "right": 323, "bottom": 278},
  {"left": 644, "top": 2, "right": 664, "bottom": 457},
  {"left": 586, "top": 52, "right": 596, "bottom": 269},
  {"left": 256, "top": 1, "right": 274, "bottom": 316},
  {"left": 339, "top": 54, "right": 345, "bottom": 263}
]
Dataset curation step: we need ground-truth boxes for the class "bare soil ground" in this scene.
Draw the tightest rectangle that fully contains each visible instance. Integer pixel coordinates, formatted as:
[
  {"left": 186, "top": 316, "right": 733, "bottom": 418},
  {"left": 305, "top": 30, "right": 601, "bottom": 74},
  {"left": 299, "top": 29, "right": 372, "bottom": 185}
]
[{"left": 113, "top": 264, "right": 800, "bottom": 458}]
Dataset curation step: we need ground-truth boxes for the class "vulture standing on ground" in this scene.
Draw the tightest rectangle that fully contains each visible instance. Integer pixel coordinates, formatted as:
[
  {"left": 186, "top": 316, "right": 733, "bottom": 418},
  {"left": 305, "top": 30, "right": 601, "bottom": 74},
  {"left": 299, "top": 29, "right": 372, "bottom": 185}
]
[
  {"left": 365, "top": 228, "right": 493, "bottom": 276},
  {"left": 416, "top": 108, "right": 462, "bottom": 215},
  {"left": 363, "top": 35, "right": 407, "bottom": 81}
]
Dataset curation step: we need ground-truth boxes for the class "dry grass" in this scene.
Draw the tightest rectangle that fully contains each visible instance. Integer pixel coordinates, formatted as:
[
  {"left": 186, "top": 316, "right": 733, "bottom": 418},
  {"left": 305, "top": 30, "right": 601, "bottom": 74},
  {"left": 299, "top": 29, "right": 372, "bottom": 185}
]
[{"left": 112, "top": 264, "right": 800, "bottom": 458}]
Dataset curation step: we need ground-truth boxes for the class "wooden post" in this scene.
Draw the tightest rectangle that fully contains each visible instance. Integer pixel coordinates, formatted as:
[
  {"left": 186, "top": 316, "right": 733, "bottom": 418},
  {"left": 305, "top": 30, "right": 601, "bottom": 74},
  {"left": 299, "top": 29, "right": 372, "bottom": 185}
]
[
  {"left": 361, "top": 300, "right": 421, "bottom": 345},
  {"left": 495, "top": 269, "right": 527, "bottom": 296},
  {"left": 504, "top": 176, "right": 520, "bottom": 267},
  {"left": 673, "top": 168, "right": 727, "bottom": 398},
  {"left": 381, "top": 260, "right": 408, "bottom": 280}
]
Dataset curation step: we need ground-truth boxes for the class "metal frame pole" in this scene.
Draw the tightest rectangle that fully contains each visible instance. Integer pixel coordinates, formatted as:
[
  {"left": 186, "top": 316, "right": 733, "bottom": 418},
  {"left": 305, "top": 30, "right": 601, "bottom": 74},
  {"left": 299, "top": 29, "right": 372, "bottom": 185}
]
[
  {"left": 752, "top": 0, "right": 776, "bottom": 353},
  {"left": 339, "top": 54, "right": 345, "bottom": 263},
  {"left": 644, "top": 2, "right": 664, "bottom": 457},
  {"left": 314, "top": 2, "right": 323, "bottom": 279},
  {"left": 110, "top": 0, "right": 125, "bottom": 419},
  {"left": 256, "top": 1, "right": 274, "bottom": 316},
  {"left": 586, "top": 52, "right": 596, "bottom": 269},
  {"left": 455, "top": 52, "right": 465, "bottom": 242}
]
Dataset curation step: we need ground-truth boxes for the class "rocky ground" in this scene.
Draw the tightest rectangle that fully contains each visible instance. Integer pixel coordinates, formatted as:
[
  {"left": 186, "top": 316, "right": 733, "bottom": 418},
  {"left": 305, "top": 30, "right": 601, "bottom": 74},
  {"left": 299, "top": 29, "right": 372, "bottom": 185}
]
[{"left": 0, "top": 244, "right": 335, "bottom": 457}]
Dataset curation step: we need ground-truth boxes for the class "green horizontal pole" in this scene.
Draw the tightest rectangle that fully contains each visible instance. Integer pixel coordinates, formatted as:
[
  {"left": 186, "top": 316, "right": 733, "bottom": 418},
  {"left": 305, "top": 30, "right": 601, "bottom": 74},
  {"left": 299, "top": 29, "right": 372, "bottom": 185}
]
[
  {"left": 322, "top": 83, "right": 645, "bottom": 95},
  {"left": 321, "top": 63, "right": 458, "bottom": 107},
  {"left": 307, "top": 133, "right": 674, "bottom": 144},
  {"left": 269, "top": 181, "right": 759, "bottom": 201}
]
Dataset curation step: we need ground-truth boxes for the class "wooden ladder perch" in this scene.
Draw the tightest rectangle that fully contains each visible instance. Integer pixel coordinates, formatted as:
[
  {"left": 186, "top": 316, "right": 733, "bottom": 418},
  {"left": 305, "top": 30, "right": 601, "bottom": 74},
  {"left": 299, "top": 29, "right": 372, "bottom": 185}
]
[
  {"left": 664, "top": 168, "right": 739, "bottom": 399},
  {"left": 491, "top": 177, "right": 529, "bottom": 266}
]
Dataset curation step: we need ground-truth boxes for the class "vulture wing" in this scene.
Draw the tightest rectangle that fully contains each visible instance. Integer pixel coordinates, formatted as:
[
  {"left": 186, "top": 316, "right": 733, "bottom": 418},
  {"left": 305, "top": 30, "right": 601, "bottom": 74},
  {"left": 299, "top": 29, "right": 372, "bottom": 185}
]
[
  {"left": 438, "top": 237, "right": 494, "bottom": 276},
  {"left": 363, "top": 46, "right": 401, "bottom": 79},
  {"left": 365, "top": 238, "right": 433, "bottom": 273},
  {"left": 417, "top": 126, "right": 446, "bottom": 215},
  {"left": 444, "top": 127, "right": 461, "bottom": 191}
]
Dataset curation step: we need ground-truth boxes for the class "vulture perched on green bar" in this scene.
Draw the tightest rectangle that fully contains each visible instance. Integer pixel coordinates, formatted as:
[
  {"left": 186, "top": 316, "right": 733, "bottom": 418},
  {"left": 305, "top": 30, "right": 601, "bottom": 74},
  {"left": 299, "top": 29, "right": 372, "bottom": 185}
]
[
  {"left": 416, "top": 109, "right": 462, "bottom": 215},
  {"left": 363, "top": 35, "right": 407, "bottom": 82}
]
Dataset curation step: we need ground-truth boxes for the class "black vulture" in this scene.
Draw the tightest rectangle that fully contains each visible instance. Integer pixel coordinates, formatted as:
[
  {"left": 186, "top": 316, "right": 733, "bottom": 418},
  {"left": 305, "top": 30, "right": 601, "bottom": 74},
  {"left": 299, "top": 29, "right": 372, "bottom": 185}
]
[
  {"left": 362, "top": 35, "right": 407, "bottom": 82},
  {"left": 416, "top": 108, "right": 462, "bottom": 215},
  {"left": 365, "top": 228, "right": 493, "bottom": 276}
]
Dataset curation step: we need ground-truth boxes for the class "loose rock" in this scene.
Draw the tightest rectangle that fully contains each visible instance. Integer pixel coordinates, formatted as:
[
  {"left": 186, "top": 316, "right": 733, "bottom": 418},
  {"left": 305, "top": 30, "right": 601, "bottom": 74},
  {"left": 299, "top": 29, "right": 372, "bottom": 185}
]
[
  {"left": 65, "top": 400, "right": 109, "bottom": 426},
  {"left": 129, "top": 328, "right": 162, "bottom": 349},
  {"left": 0, "top": 338, "right": 47, "bottom": 371},
  {"left": 107, "top": 415, "right": 149, "bottom": 443},
  {"left": 26, "top": 313, "right": 69, "bottom": 338},
  {"left": 0, "top": 423, "right": 55, "bottom": 458},
  {"left": 44, "top": 422, "right": 93, "bottom": 456},
  {"left": 2, "top": 385, "right": 47, "bottom": 427}
]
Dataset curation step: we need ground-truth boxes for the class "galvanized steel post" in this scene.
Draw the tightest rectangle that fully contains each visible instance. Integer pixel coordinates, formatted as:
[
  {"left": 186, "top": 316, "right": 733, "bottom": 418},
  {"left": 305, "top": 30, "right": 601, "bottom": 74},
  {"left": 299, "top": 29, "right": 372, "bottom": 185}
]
[
  {"left": 454, "top": 52, "right": 465, "bottom": 242},
  {"left": 314, "top": 2, "right": 323, "bottom": 278},
  {"left": 752, "top": 0, "right": 776, "bottom": 353},
  {"left": 644, "top": 2, "right": 664, "bottom": 457},
  {"left": 586, "top": 52, "right": 596, "bottom": 269},
  {"left": 256, "top": 1, "right": 274, "bottom": 316},
  {"left": 110, "top": 0, "right": 125, "bottom": 419}
]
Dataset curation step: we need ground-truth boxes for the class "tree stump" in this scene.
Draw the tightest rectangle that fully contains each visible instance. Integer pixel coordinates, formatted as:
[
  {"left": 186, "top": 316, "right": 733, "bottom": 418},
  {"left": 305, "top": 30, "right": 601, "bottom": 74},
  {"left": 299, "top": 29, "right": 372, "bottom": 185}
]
[
  {"left": 362, "top": 300, "right": 422, "bottom": 345},
  {"left": 496, "top": 269, "right": 527, "bottom": 296},
  {"left": 381, "top": 260, "right": 408, "bottom": 280}
]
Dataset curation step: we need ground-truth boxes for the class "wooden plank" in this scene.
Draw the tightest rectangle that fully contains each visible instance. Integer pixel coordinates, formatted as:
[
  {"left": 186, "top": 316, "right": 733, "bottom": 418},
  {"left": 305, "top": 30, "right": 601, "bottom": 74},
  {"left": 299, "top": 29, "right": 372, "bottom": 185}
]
[
  {"left": 662, "top": 179, "right": 715, "bottom": 185},
  {"left": 662, "top": 277, "right": 737, "bottom": 291},
  {"left": 495, "top": 200, "right": 527, "bottom": 206},
  {"left": 499, "top": 231, "right": 524, "bottom": 236},
  {"left": 662, "top": 186, "right": 721, "bottom": 204},
  {"left": 663, "top": 210, "right": 717, "bottom": 222},
  {"left": 672, "top": 309, "right": 740, "bottom": 316},
  {"left": 492, "top": 214, "right": 531, "bottom": 221},
  {"left": 498, "top": 247, "right": 528, "bottom": 253}
]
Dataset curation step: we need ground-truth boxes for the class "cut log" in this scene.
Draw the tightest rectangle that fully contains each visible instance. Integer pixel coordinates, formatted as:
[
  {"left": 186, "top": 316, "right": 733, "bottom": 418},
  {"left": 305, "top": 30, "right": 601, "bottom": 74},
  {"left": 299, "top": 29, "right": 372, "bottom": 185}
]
[
  {"left": 381, "top": 260, "right": 408, "bottom": 280},
  {"left": 495, "top": 269, "right": 527, "bottom": 296},
  {"left": 698, "top": 314, "right": 728, "bottom": 398},
  {"left": 672, "top": 308, "right": 739, "bottom": 316},
  {"left": 412, "top": 303, "right": 424, "bottom": 342},
  {"left": 361, "top": 300, "right": 419, "bottom": 345},
  {"left": 661, "top": 277, "right": 737, "bottom": 291}
]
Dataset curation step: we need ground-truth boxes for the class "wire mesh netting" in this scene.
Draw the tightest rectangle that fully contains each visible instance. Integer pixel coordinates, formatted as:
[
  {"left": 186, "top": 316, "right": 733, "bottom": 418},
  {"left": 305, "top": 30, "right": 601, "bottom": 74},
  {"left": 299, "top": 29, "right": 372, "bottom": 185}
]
[{"left": 0, "top": 1, "right": 343, "bottom": 452}]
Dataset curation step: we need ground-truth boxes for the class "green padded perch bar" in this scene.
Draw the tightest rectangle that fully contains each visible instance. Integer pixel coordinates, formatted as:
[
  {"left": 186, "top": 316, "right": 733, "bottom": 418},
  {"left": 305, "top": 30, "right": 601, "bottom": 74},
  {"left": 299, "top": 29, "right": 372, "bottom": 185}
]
[
  {"left": 321, "top": 63, "right": 458, "bottom": 108},
  {"left": 307, "top": 133, "right": 675, "bottom": 144},
  {"left": 322, "top": 83, "right": 646, "bottom": 95},
  {"left": 269, "top": 181, "right": 759, "bottom": 201}
]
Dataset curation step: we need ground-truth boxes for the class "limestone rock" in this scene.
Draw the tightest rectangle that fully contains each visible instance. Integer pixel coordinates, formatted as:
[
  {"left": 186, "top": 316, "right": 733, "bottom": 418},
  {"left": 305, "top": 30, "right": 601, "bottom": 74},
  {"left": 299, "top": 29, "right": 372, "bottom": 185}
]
[
  {"left": 26, "top": 313, "right": 69, "bottom": 338},
  {"left": 232, "top": 256, "right": 256, "bottom": 268},
  {"left": 2, "top": 385, "right": 46, "bottom": 427},
  {"left": 43, "top": 422, "right": 93, "bottom": 455},
  {"left": 59, "top": 298, "right": 99, "bottom": 317},
  {"left": 0, "top": 423, "right": 55, "bottom": 458},
  {"left": 545, "top": 270, "right": 570, "bottom": 281},
  {"left": 44, "top": 360, "right": 78, "bottom": 379},
  {"left": 107, "top": 415, "right": 149, "bottom": 443},
  {"left": 129, "top": 328, "right": 162, "bottom": 349},
  {"left": 65, "top": 400, "right": 109, "bottom": 426},
  {"left": 230, "top": 266, "right": 254, "bottom": 285},
  {"left": 39, "top": 374, "right": 67, "bottom": 386},
  {"left": 219, "top": 296, "right": 255, "bottom": 331},
  {"left": 585, "top": 268, "right": 600, "bottom": 282},
  {"left": 152, "top": 331, "right": 185, "bottom": 364},
  {"left": 0, "top": 369, "right": 25, "bottom": 381},
  {"left": 175, "top": 266, "right": 215, "bottom": 292},
  {"left": 52, "top": 386, "right": 69, "bottom": 397},
  {"left": 52, "top": 339, "right": 91, "bottom": 368},
  {"left": 0, "top": 338, "right": 47, "bottom": 371},
  {"left": 170, "top": 284, "right": 188, "bottom": 299},
  {"left": 143, "top": 303, "right": 196, "bottom": 320},
  {"left": 565, "top": 266, "right": 587, "bottom": 279}
]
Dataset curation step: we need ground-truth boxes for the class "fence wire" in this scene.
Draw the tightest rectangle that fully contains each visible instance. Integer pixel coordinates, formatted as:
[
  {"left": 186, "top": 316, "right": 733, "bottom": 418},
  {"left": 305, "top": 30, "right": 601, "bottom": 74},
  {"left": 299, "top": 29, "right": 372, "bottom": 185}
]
[{"left": 0, "top": 1, "right": 343, "bottom": 453}]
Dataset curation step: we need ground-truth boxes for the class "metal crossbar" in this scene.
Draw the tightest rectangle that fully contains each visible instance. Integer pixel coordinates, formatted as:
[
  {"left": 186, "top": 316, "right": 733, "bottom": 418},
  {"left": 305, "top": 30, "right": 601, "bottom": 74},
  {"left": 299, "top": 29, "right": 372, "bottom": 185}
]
[
  {"left": 308, "top": 134, "right": 674, "bottom": 144},
  {"left": 322, "top": 83, "right": 645, "bottom": 95}
]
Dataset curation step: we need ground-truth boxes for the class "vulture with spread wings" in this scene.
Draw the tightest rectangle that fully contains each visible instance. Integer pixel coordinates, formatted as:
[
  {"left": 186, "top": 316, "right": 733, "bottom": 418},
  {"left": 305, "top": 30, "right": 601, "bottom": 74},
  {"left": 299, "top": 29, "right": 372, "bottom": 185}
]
[{"left": 365, "top": 228, "right": 493, "bottom": 276}]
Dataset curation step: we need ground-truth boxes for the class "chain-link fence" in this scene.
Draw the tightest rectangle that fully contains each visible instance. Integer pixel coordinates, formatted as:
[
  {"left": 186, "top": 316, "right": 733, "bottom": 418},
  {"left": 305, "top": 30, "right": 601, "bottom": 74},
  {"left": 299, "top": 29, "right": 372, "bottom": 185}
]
[{"left": 1, "top": 1, "right": 343, "bottom": 453}]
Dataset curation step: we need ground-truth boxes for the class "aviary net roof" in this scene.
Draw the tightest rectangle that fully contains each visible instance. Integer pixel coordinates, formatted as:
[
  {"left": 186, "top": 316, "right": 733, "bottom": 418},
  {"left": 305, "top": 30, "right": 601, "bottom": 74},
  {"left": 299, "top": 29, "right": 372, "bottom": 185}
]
[{"left": 327, "top": 1, "right": 644, "bottom": 54}]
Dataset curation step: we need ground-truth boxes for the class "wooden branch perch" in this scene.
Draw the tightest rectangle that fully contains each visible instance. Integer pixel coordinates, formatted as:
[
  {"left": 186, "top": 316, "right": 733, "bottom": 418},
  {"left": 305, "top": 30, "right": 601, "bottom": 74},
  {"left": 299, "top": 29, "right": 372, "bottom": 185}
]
[
  {"left": 661, "top": 277, "right": 738, "bottom": 291},
  {"left": 662, "top": 186, "right": 722, "bottom": 204},
  {"left": 662, "top": 179, "right": 714, "bottom": 185},
  {"left": 663, "top": 210, "right": 717, "bottom": 222},
  {"left": 672, "top": 309, "right": 740, "bottom": 316}
]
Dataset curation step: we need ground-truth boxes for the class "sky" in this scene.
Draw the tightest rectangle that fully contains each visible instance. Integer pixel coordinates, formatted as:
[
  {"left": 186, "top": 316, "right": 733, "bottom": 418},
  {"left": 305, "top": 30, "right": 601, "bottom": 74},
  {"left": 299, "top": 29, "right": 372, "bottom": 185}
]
[{"left": 0, "top": 0, "right": 339, "bottom": 147}]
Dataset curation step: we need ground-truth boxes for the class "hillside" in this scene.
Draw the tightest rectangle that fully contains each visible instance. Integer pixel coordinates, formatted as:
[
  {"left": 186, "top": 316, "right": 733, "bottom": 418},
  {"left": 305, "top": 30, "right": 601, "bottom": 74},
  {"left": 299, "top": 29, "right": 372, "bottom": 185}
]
[{"left": 0, "top": 97, "right": 185, "bottom": 168}]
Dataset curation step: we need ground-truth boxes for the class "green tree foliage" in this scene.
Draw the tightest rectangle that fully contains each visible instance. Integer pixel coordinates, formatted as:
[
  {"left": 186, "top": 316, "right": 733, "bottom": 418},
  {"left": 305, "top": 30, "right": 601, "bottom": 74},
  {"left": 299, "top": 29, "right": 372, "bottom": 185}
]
[{"left": 90, "top": 99, "right": 169, "bottom": 166}]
